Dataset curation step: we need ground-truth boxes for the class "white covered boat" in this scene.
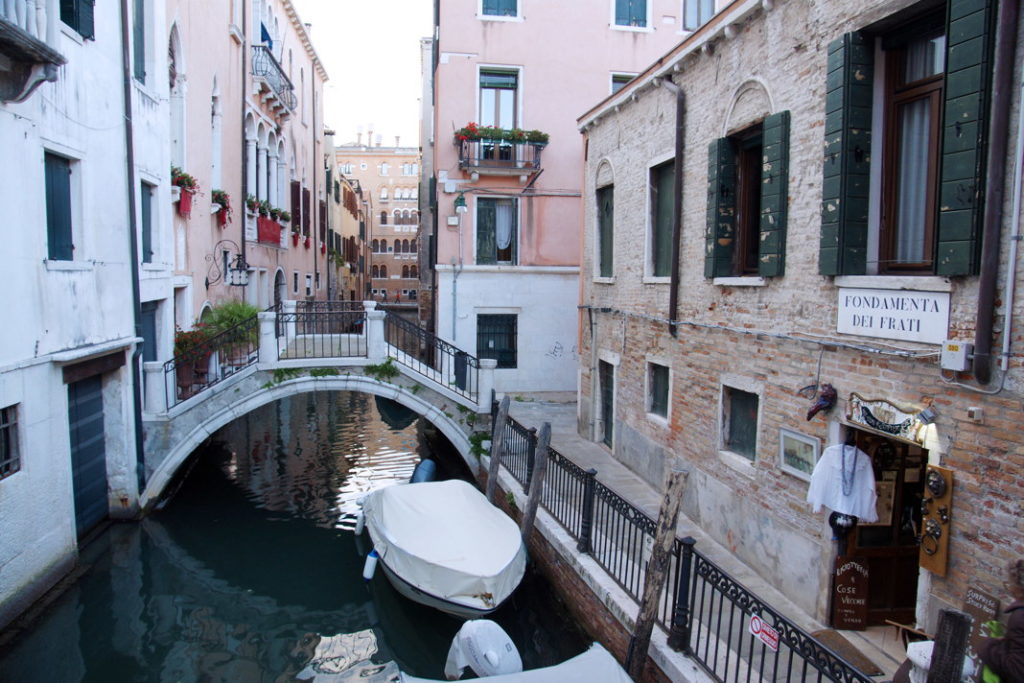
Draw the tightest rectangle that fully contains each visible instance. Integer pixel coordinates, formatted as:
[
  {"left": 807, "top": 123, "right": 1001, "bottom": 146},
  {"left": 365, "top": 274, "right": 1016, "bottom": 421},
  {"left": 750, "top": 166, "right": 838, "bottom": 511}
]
[
  {"left": 361, "top": 479, "right": 527, "bottom": 618},
  {"left": 400, "top": 643, "right": 632, "bottom": 683}
]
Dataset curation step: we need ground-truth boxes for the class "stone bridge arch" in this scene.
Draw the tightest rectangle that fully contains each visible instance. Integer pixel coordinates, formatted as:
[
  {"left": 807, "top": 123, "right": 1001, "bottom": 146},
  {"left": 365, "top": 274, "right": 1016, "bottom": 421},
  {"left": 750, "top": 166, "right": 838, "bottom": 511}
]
[{"left": 141, "top": 371, "right": 479, "bottom": 511}]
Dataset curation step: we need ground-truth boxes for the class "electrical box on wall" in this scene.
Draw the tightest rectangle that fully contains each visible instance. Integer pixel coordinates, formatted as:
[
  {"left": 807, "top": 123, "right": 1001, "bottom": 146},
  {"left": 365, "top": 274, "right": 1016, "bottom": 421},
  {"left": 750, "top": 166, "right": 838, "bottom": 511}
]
[
  {"left": 940, "top": 340, "right": 973, "bottom": 371},
  {"left": 446, "top": 216, "right": 459, "bottom": 227}
]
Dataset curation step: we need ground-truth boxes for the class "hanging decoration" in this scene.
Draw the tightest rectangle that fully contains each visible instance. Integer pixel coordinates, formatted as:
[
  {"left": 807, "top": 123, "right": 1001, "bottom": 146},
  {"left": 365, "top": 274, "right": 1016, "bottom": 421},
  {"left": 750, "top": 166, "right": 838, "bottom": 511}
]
[
  {"left": 807, "top": 441, "right": 878, "bottom": 533},
  {"left": 846, "top": 393, "right": 924, "bottom": 444},
  {"left": 806, "top": 383, "right": 837, "bottom": 421}
]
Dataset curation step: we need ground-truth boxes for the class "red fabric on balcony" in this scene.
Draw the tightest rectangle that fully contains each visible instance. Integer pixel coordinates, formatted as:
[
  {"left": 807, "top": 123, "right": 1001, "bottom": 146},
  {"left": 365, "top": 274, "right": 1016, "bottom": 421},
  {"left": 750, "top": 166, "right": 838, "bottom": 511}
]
[{"left": 257, "top": 217, "right": 280, "bottom": 244}]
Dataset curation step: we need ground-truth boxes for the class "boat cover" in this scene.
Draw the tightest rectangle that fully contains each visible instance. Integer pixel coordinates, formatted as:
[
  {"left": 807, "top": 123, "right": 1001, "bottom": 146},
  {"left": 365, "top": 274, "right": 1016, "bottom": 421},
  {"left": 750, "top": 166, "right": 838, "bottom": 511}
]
[
  {"left": 400, "top": 643, "right": 632, "bottom": 683},
  {"left": 363, "top": 480, "right": 527, "bottom": 612}
]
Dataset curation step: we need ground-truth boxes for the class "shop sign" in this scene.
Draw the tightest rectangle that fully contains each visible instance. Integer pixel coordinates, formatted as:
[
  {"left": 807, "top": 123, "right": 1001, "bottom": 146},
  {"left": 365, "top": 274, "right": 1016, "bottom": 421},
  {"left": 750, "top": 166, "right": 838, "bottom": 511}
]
[
  {"left": 837, "top": 287, "right": 949, "bottom": 344},
  {"left": 748, "top": 614, "right": 780, "bottom": 652},
  {"left": 847, "top": 393, "right": 924, "bottom": 445},
  {"left": 832, "top": 556, "right": 869, "bottom": 630},
  {"left": 963, "top": 588, "right": 1000, "bottom": 682}
]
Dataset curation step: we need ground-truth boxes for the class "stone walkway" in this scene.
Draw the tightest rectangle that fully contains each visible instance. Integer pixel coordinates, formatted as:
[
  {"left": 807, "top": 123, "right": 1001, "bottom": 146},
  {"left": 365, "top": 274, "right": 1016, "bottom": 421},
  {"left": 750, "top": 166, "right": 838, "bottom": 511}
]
[{"left": 502, "top": 392, "right": 903, "bottom": 681}]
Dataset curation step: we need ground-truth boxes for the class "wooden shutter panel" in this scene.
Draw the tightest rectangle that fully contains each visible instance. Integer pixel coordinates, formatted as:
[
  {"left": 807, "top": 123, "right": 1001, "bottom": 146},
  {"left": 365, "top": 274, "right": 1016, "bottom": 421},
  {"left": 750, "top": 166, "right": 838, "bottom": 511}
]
[
  {"left": 132, "top": 0, "right": 145, "bottom": 80},
  {"left": 477, "top": 199, "right": 496, "bottom": 265},
  {"left": 614, "top": 0, "right": 629, "bottom": 25},
  {"left": 935, "top": 0, "right": 996, "bottom": 276},
  {"left": 291, "top": 181, "right": 301, "bottom": 231},
  {"left": 759, "top": 110, "right": 790, "bottom": 277},
  {"left": 705, "top": 138, "right": 736, "bottom": 278},
  {"left": 302, "top": 188, "right": 311, "bottom": 236},
  {"left": 44, "top": 153, "right": 74, "bottom": 261},
  {"left": 820, "top": 32, "right": 872, "bottom": 276},
  {"left": 80, "top": 0, "right": 95, "bottom": 40},
  {"left": 319, "top": 200, "right": 327, "bottom": 242}
]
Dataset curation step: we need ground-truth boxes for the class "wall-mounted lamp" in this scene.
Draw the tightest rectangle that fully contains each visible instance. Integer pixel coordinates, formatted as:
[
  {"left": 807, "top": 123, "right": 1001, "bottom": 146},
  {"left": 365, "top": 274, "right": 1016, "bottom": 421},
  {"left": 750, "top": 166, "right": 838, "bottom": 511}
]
[
  {"left": 454, "top": 192, "right": 467, "bottom": 214},
  {"left": 917, "top": 407, "right": 938, "bottom": 426},
  {"left": 205, "top": 239, "right": 250, "bottom": 289}
]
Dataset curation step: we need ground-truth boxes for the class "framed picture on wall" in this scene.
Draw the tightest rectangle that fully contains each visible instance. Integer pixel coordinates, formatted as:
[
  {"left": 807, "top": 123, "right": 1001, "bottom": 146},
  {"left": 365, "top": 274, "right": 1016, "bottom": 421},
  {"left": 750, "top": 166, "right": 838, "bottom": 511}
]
[{"left": 779, "top": 428, "right": 820, "bottom": 481}]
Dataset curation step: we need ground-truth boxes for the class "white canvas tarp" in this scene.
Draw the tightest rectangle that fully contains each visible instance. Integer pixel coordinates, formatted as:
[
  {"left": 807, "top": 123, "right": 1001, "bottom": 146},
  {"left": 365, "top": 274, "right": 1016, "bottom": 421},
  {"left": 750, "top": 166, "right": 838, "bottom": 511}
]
[
  {"left": 400, "top": 643, "right": 633, "bottom": 683},
  {"left": 363, "top": 480, "right": 526, "bottom": 612}
]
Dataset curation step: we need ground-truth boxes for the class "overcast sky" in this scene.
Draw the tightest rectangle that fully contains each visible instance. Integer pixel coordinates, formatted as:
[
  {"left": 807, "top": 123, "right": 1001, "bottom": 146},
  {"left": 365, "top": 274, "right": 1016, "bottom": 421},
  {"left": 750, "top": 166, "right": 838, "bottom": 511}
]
[{"left": 290, "top": 0, "right": 433, "bottom": 148}]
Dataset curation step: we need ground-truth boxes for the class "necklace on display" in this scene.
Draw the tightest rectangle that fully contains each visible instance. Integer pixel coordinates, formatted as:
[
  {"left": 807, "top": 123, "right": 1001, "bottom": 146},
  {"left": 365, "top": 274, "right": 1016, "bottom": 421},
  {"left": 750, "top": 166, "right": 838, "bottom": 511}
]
[{"left": 840, "top": 445, "right": 857, "bottom": 496}]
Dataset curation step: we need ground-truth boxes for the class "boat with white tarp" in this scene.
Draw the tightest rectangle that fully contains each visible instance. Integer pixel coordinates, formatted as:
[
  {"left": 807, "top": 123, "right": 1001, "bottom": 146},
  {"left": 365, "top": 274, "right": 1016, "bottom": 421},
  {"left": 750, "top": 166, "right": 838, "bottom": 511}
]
[{"left": 359, "top": 479, "right": 527, "bottom": 619}]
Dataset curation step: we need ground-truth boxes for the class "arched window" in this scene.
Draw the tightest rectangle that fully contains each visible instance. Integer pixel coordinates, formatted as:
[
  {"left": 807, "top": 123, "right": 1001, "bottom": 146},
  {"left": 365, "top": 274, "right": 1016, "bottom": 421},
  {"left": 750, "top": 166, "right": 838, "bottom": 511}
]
[
  {"left": 380, "top": 187, "right": 388, "bottom": 200},
  {"left": 410, "top": 265, "right": 418, "bottom": 278},
  {"left": 393, "top": 209, "right": 401, "bottom": 225},
  {"left": 412, "top": 210, "right": 420, "bottom": 224},
  {"left": 371, "top": 239, "right": 379, "bottom": 253},
  {"left": 380, "top": 211, "right": 387, "bottom": 225},
  {"left": 402, "top": 265, "right": 409, "bottom": 278},
  {"left": 380, "top": 265, "right": 388, "bottom": 278},
  {"left": 371, "top": 265, "right": 379, "bottom": 278},
  {"left": 402, "top": 239, "right": 410, "bottom": 253},
  {"left": 410, "top": 239, "right": 417, "bottom": 253}
]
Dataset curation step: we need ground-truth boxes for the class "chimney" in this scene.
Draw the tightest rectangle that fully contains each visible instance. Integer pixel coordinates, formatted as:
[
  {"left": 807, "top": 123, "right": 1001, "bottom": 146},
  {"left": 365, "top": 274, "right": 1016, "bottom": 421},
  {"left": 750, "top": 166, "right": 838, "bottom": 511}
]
[
  {"left": 395, "top": 136, "right": 400, "bottom": 147},
  {"left": 375, "top": 134, "right": 382, "bottom": 147},
  {"left": 356, "top": 124, "right": 363, "bottom": 145}
]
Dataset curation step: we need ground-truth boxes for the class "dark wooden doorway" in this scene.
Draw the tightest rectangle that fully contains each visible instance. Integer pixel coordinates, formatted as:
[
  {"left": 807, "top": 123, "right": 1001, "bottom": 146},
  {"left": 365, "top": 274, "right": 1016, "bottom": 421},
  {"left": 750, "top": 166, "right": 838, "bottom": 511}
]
[{"left": 842, "top": 428, "right": 926, "bottom": 625}]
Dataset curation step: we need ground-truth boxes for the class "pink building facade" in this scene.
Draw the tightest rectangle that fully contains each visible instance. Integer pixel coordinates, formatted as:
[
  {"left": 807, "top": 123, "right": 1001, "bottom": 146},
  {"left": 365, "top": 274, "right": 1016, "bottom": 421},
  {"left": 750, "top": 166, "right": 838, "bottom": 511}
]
[{"left": 428, "top": 0, "right": 707, "bottom": 393}]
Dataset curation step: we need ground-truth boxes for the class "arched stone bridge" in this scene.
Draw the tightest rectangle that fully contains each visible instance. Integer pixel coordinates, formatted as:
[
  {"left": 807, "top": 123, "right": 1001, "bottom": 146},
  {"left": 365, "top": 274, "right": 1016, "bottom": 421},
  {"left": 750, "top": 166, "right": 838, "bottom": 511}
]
[{"left": 140, "top": 302, "right": 497, "bottom": 510}]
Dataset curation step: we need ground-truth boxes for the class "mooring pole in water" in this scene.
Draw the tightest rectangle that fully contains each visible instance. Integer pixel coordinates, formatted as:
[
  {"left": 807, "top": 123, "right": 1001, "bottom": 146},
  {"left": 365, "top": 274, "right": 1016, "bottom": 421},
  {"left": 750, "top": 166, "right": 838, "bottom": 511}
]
[
  {"left": 520, "top": 422, "right": 550, "bottom": 541},
  {"left": 486, "top": 395, "right": 510, "bottom": 503},
  {"left": 625, "top": 465, "right": 689, "bottom": 681}
]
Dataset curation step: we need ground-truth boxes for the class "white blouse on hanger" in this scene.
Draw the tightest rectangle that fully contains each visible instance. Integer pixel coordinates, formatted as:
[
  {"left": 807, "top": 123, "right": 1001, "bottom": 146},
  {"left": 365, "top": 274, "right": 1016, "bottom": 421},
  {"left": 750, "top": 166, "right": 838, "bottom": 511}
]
[{"left": 806, "top": 444, "right": 879, "bottom": 522}]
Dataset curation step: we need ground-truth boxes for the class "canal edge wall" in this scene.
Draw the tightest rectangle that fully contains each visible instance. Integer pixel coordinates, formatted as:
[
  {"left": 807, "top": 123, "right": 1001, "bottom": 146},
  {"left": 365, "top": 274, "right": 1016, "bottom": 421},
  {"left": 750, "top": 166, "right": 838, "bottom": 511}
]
[{"left": 481, "top": 461, "right": 710, "bottom": 683}]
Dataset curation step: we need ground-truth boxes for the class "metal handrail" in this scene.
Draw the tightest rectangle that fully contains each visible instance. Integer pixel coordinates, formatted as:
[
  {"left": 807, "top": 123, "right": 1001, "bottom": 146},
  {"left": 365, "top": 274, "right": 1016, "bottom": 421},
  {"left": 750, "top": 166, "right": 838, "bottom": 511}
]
[
  {"left": 251, "top": 45, "right": 297, "bottom": 111},
  {"left": 164, "top": 317, "right": 259, "bottom": 407},
  {"left": 495, "top": 410, "right": 875, "bottom": 683},
  {"left": 383, "top": 312, "right": 479, "bottom": 403},
  {"left": 458, "top": 139, "right": 544, "bottom": 171}
]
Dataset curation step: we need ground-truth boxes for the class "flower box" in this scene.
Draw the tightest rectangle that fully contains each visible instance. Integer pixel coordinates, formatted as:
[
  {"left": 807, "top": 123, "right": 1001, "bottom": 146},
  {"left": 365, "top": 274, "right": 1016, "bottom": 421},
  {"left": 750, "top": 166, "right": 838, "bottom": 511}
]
[
  {"left": 292, "top": 232, "right": 301, "bottom": 246},
  {"left": 177, "top": 189, "right": 194, "bottom": 218}
]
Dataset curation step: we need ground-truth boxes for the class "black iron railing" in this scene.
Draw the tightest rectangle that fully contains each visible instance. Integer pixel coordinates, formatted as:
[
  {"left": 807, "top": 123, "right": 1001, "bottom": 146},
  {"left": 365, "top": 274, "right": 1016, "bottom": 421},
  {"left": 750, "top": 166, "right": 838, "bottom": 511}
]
[
  {"left": 458, "top": 139, "right": 544, "bottom": 173},
  {"left": 384, "top": 312, "right": 479, "bottom": 403},
  {"left": 494, "top": 407, "right": 875, "bottom": 683},
  {"left": 276, "top": 301, "right": 365, "bottom": 359},
  {"left": 251, "top": 45, "right": 296, "bottom": 111},
  {"left": 164, "top": 317, "right": 260, "bottom": 407}
]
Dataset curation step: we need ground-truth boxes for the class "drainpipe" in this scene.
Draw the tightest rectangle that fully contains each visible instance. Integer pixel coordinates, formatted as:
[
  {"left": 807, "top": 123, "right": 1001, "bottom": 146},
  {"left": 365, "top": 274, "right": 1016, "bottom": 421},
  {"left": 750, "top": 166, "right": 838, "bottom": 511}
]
[
  {"left": 660, "top": 78, "right": 685, "bottom": 338},
  {"left": 1001, "top": 73, "right": 1024, "bottom": 374},
  {"left": 973, "top": 0, "right": 1019, "bottom": 383},
  {"left": 119, "top": 0, "right": 146, "bottom": 495},
  {"left": 312, "top": 84, "right": 319, "bottom": 299},
  {"left": 240, "top": 0, "right": 248, "bottom": 287}
]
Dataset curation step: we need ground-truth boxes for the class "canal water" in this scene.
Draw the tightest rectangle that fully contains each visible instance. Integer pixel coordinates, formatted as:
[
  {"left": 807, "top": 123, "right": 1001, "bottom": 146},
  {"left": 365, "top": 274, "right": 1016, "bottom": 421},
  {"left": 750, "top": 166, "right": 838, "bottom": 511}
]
[{"left": 0, "top": 392, "right": 587, "bottom": 682}]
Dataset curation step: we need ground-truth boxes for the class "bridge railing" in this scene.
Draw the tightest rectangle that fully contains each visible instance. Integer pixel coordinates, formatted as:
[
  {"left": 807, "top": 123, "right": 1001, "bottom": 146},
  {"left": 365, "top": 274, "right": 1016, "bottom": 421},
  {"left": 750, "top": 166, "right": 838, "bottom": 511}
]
[
  {"left": 275, "top": 300, "right": 367, "bottom": 359},
  {"left": 384, "top": 312, "right": 480, "bottom": 404},
  {"left": 164, "top": 316, "right": 260, "bottom": 408}
]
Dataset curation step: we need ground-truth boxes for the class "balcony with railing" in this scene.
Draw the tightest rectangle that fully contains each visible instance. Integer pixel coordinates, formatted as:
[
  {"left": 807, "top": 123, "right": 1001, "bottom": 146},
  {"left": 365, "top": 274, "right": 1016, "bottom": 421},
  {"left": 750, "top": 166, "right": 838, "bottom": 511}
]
[
  {"left": 457, "top": 139, "right": 545, "bottom": 177},
  {"left": 251, "top": 45, "right": 296, "bottom": 116},
  {"left": 0, "top": 0, "right": 65, "bottom": 103}
]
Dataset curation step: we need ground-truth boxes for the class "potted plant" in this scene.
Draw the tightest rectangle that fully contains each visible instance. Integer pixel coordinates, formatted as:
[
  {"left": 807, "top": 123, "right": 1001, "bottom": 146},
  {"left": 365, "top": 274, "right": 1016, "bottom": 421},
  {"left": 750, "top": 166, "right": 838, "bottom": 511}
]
[
  {"left": 211, "top": 189, "right": 232, "bottom": 227},
  {"left": 207, "top": 300, "right": 260, "bottom": 367},
  {"left": 291, "top": 223, "right": 301, "bottom": 246},
  {"left": 174, "top": 324, "right": 211, "bottom": 397},
  {"left": 279, "top": 210, "right": 291, "bottom": 224},
  {"left": 304, "top": 235, "right": 311, "bottom": 249},
  {"left": 172, "top": 166, "right": 199, "bottom": 218},
  {"left": 258, "top": 199, "right": 271, "bottom": 217},
  {"left": 320, "top": 241, "right": 327, "bottom": 255},
  {"left": 270, "top": 207, "right": 281, "bottom": 221}
]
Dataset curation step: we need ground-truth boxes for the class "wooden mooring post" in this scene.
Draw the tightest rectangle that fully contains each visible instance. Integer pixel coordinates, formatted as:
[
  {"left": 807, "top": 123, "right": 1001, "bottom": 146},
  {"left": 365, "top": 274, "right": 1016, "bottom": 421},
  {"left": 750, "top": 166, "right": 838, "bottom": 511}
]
[
  {"left": 625, "top": 465, "right": 689, "bottom": 681},
  {"left": 520, "top": 423, "right": 550, "bottom": 541},
  {"left": 485, "top": 395, "right": 510, "bottom": 503}
]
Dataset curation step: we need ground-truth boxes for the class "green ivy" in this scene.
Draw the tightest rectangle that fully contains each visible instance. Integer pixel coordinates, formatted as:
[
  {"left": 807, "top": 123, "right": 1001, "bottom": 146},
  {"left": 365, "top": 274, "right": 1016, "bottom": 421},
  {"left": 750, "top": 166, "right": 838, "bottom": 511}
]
[
  {"left": 309, "top": 367, "right": 340, "bottom": 377},
  {"left": 262, "top": 367, "right": 304, "bottom": 388},
  {"left": 505, "top": 491, "right": 518, "bottom": 512},
  {"left": 364, "top": 358, "right": 399, "bottom": 382},
  {"left": 468, "top": 431, "right": 489, "bottom": 459}
]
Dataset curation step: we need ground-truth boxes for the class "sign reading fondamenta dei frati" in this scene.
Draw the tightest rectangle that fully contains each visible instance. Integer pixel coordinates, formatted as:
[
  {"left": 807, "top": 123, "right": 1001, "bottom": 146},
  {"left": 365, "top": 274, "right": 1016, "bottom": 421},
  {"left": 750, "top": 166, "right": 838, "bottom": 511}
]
[{"left": 837, "top": 288, "right": 950, "bottom": 344}]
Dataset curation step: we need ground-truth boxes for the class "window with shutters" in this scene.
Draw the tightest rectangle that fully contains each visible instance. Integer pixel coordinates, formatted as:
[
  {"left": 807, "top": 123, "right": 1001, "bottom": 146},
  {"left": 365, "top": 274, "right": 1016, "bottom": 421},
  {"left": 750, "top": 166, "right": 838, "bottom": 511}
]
[
  {"left": 706, "top": 112, "right": 790, "bottom": 279},
  {"left": 682, "top": 0, "right": 714, "bottom": 30},
  {"left": 44, "top": 152, "right": 75, "bottom": 261},
  {"left": 721, "top": 385, "right": 759, "bottom": 461},
  {"left": 649, "top": 161, "right": 674, "bottom": 278},
  {"left": 614, "top": 0, "right": 647, "bottom": 28},
  {"left": 647, "top": 362, "right": 670, "bottom": 421},
  {"left": 61, "top": 0, "right": 96, "bottom": 39},
  {"left": 133, "top": 0, "right": 146, "bottom": 82},
  {"left": 597, "top": 184, "right": 614, "bottom": 278},
  {"left": 820, "top": 3, "right": 995, "bottom": 277},
  {"left": 477, "top": 314, "right": 517, "bottom": 369},
  {"left": 140, "top": 182, "right": 154, "bottom": 263},
  {"left": 476, "top": 197, "right": 517, "bottom": 265},
  {"left": 0, "top": 405, "right": 21, "bottom": 481},
  {"left": 481, "top": 0, "right": 517, "bottom": 18},
  {"left": 611, "top": 74, "right": 635, "bottom": 94},
  {"left": 480, "top": 70, "right": 518, "bottom": 129}
]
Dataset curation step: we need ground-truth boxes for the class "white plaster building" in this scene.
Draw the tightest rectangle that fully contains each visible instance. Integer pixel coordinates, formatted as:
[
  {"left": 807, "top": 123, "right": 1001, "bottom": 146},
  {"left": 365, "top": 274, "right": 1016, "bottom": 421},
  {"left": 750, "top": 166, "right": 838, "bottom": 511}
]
[{"left": 0, "top": 0, "right": 172, "bottom": 629}]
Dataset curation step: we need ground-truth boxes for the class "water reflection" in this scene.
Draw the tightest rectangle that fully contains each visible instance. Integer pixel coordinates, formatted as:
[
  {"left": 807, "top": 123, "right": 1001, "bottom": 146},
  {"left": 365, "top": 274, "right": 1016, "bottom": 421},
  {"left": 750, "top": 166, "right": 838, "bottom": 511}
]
[{"left": 0, "top": 392, "right": 585, "bottom": 682}]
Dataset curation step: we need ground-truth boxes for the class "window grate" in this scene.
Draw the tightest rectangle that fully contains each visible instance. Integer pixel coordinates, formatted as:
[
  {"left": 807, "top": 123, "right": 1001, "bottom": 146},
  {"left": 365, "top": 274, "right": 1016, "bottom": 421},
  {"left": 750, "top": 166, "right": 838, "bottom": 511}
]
[{"left": 0, "top": 406, "right": 20, "bottom": 480}]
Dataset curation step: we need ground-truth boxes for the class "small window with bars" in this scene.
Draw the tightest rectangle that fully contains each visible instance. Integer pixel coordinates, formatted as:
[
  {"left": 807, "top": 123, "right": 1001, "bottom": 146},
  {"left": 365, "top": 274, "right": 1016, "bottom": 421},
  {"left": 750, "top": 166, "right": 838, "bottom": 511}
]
[
  {"left": 647, "top": 362, "right": 670, "bottom": 419},
  {"left": 722, "top": 386, "right": 759, "bottom": 460},
  {"left": 1, "top": 405, "right": 20, "bottom": 481},
  {"left": 477, "top": 314, "right": 517, "bottom": 369}
]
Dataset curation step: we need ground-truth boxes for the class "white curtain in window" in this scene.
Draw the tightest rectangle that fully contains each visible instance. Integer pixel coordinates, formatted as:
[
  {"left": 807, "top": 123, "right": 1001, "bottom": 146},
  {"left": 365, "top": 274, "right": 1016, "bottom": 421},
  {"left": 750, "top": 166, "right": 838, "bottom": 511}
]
[
  {"left": 495, "top": 201, "right": 513, "bottom": 250},
  {"left": 895, "top": 99, "right": 929, "bottom": 264}
]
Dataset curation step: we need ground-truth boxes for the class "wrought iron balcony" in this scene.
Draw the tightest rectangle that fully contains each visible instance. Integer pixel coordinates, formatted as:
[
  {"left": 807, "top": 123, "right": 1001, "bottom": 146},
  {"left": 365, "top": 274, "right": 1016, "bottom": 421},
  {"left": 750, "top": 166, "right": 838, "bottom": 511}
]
[
  {"left": 0, "top": 0, "right": 65, "bottom": 103},
  {"left": 458, "top": 139, "right": 544, "bottom": 176},
  {"left": 251, "top": 45, "right": 296, "bottom": 113}
]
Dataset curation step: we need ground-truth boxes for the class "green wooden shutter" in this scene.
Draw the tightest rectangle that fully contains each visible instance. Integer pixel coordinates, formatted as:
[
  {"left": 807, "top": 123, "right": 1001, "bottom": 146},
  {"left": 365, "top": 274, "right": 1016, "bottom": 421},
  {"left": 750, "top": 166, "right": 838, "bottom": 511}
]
[
  {"left": 133, "top": 0, "right": 145, "bottom": 80},
  {"left": 652, "top": 163, "right": 674, "bottom": 277},
  {"left": 631, "top": 0, "right": 646, "bottom": 26},
  {"left": 140, "top": 183, "right": 153, "bottom": 263},
  {"left": 44, "top": 153, "right": 74, "bottom": 261},
  {"left": 759, "top": 111, "right": 790, "bottom": 277},
  {"left": 705, "top": 138, "right": 736, "bottom": 278},
  {"left": 598, "top": 185, "right": 614, "bottom": 278},
  {"left": 820, "top": 32, "right": 872, "bottom": 276},
  {"left": 477, "top": 198, "right": 496, "bottom": 265},
  {"left": 81, "top": 0, "right": 95, "bottom": 39},
  {"left": 935, "top": 0, "right": 996, "bottom": 276},
  {"left": 615, "top": 0, "right": 630, "bottom": 25}
]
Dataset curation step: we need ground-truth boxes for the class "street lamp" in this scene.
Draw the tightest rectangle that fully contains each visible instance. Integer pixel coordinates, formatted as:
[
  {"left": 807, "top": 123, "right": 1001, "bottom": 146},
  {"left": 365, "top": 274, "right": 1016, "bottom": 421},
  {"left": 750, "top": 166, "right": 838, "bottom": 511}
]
[
  {"left": 205, "top": 239, "right": 250, "bottom": 289},
  {"left": 454, "top": 191, "right": 467, "bottom": 214}
]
